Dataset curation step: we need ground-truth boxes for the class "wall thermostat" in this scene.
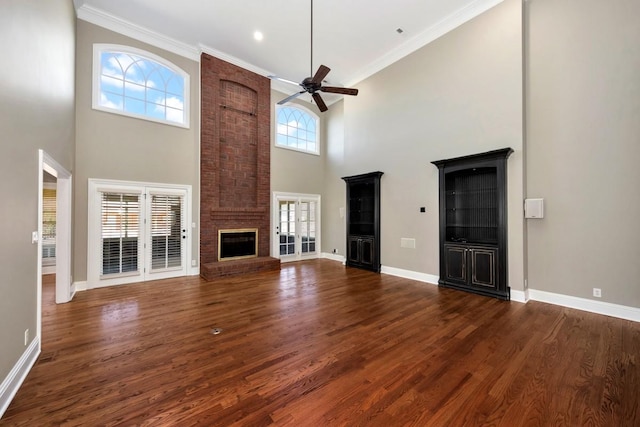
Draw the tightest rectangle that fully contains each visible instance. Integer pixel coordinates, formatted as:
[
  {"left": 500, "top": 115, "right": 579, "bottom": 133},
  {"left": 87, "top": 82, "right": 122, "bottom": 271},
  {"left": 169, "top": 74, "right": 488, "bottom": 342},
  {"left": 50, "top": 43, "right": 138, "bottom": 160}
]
[{"left": 525, "top": 198, "right": 544, "bottom": 219}]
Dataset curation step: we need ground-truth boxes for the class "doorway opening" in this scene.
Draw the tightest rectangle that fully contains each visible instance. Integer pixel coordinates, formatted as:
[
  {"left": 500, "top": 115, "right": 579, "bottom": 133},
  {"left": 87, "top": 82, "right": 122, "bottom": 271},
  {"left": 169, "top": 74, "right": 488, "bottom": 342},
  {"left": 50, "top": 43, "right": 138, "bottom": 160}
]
[{"left": 39, "top": 151, "right": 73, "bottom": 307}]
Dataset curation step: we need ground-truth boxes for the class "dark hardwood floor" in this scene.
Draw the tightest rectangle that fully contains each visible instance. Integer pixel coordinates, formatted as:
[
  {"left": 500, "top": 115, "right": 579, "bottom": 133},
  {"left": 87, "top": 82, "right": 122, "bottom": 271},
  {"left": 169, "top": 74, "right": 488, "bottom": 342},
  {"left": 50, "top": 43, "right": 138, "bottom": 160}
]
[{"left": 2, "top": 259, "right": 639, "bottom": 426}]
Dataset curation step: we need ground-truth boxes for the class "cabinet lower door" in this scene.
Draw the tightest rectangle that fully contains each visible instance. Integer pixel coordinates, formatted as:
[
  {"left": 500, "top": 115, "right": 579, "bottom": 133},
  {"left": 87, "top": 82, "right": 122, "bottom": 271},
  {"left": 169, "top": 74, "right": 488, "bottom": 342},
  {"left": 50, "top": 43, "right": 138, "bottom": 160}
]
[
  {"left": 359, "top": 238, "right": 374, "bottom": 266},
  {"left": 348, "top": 236, "right": 360, "bottom": 263},
  {"left": 347, "top": 236, "right": 375, "bottom": 268},
  {"left": 444, "top": 244, "right": 467, "bottom": 283},
  {"left": 470, "top": 247, "right": 497, "bottom": 289}
]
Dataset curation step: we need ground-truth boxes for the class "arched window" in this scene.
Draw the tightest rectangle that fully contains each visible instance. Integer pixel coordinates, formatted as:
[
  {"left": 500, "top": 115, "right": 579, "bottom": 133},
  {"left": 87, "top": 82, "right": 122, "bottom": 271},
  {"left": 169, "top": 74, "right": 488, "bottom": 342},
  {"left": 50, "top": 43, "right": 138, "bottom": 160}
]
[
  {"left": 275, "top": 105, "right": 319, "bottom": 155},
  {"left": 93, "top": 44, "right": 189, "bottom": 128}
]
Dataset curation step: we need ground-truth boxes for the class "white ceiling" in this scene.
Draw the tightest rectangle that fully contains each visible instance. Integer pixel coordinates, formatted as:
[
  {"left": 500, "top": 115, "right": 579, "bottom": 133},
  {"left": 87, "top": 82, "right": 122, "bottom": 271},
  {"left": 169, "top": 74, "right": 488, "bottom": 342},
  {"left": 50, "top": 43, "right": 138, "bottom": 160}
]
[{"left": 74, "top": 0, "right": 502, "bottom": 102}]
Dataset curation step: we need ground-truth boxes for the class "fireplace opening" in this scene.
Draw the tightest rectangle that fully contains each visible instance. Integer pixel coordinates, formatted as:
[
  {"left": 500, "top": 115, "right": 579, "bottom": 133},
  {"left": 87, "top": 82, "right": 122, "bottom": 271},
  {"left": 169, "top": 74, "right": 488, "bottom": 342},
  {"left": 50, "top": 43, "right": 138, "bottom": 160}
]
[{"left": 218, "top": 228, "right": 258, "bottom": 261}]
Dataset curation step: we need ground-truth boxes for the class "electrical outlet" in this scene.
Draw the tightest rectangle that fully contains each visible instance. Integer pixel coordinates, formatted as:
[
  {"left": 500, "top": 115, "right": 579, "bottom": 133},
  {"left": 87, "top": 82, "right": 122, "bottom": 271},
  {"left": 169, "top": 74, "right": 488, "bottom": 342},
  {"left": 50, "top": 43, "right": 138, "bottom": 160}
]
[
  {"left": 191, "top": 260, "right": 196, "bottom": 267},
  {"left": 24, "top": 329, "right": 29, "bottom": 346},
  {"left": 593, "top": 288, "right": 602, "bottom": 298}
]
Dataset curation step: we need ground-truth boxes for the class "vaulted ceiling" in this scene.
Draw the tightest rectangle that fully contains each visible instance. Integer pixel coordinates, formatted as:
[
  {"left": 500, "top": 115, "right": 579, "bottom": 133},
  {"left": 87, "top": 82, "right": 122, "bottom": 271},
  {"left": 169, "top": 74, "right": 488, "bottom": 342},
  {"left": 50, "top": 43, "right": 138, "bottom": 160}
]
[{"left": 74, "top": 0, "right": 503, "bottom": 100}]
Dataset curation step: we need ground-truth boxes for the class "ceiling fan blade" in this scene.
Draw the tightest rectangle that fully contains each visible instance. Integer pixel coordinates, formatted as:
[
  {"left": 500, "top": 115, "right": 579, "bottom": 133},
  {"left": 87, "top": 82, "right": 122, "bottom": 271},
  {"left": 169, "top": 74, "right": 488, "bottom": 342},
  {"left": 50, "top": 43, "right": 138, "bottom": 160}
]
[
  {"left": 321, "top": 86, "right": 359, "bottom": 96},
  {"left": 311, "top": 65, "right": 330, "bottom": 85},
  {"left": 312, "top": 93, "right": 328, "bottom": 112},
  {"left": 278, "top": 90, "right": 306, "bottom": 105},
  {"left": 269, "top": 75, "right": 302, "bottom": 87}
]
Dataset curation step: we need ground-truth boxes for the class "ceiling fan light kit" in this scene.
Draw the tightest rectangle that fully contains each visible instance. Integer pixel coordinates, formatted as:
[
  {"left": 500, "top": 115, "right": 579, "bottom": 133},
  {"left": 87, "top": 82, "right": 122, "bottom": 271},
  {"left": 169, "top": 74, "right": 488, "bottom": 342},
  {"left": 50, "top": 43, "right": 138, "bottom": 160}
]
[{"left": 271, "top": 0, "right": 358, "bottom": 112}]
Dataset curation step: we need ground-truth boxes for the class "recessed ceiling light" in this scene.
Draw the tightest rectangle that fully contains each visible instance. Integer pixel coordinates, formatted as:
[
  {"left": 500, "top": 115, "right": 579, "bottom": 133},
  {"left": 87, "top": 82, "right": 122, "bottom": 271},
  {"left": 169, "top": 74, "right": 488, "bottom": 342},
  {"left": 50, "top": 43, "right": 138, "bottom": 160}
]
[{"left": 254, "top": 31, "right": 264, "bottom": 41}]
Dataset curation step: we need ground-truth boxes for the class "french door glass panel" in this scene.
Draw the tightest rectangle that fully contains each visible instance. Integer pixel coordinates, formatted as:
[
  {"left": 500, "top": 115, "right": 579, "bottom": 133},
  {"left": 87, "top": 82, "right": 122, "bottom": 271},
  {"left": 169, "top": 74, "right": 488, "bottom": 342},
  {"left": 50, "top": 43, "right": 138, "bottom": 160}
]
[
  {"left": 279, "top": 200, "right": 296, "bottom": 256},
  {"left": 149, "top": 193, "right": 184, "bottom": 272},
  {"left": 101, "top": 192, "right": 141, "bottom": 276},
  {"left": 299, "top": 201, "right": 316, "bottom": 254}
]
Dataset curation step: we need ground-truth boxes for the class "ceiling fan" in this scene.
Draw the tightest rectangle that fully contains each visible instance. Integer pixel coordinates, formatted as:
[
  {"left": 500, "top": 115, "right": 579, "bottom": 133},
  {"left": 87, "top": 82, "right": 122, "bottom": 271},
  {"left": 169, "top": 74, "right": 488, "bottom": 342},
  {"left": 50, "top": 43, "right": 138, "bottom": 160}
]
[{"left": 270, "top": 0, "right": 359, "bottom": 112}]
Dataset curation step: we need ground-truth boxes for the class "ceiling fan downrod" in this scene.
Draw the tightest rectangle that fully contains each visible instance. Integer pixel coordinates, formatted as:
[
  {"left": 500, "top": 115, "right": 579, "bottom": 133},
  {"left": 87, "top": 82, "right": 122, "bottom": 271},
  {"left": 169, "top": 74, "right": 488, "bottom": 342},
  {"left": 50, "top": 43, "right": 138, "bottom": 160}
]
[
  {"left": 310, "top": 0, "right": 313, "bottom": 77},
  {"left": 271, "top": 0, "right": 359, "bottom": 112}
]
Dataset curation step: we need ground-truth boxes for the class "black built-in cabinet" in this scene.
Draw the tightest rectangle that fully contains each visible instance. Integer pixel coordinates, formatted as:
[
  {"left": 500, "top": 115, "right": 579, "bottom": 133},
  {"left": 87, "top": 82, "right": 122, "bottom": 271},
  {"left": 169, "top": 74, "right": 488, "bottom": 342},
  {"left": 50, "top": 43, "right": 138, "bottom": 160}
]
[
  {"left": 342, "top": 172, "right": 383, "bottom": 272},
  {"left": 432, "top": 149, "right": 513, "bottom": 300}
]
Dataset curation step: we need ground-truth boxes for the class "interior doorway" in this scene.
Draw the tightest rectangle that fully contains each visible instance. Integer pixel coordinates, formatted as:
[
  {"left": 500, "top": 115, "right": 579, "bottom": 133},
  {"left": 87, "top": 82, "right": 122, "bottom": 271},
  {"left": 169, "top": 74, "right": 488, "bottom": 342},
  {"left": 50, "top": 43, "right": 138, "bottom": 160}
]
[{"left": 37, "top": 150, "right": 73, "bottom": 344}]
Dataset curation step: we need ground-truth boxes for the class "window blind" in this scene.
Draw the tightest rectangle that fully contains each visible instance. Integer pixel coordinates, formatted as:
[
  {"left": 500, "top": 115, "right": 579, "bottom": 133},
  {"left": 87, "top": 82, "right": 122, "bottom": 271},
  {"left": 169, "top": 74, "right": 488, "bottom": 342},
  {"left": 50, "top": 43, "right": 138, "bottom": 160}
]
[
  {"left": 101, "top": 192, "right": 140, "bottom": 275},
  {"left": 42, "top": 188, "right": 57, "bottom": 260},
  {"left": 150, "top": 194, "right": 183, "bottom": 270}
]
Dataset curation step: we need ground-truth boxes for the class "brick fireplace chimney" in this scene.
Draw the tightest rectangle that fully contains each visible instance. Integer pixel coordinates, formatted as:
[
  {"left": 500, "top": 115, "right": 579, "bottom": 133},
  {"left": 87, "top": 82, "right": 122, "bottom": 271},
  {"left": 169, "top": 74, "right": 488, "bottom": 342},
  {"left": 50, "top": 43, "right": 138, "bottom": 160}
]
[{"left": 200, "top": 53, "right": 280, "bottom": 280}]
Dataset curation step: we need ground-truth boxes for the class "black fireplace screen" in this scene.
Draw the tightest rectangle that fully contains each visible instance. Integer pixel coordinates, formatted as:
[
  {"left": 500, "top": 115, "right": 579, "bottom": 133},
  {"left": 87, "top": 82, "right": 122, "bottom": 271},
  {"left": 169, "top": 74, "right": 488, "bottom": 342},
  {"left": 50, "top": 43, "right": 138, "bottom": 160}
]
[{"left": 219, "top": 229, "right": 257, "bottom": 260}]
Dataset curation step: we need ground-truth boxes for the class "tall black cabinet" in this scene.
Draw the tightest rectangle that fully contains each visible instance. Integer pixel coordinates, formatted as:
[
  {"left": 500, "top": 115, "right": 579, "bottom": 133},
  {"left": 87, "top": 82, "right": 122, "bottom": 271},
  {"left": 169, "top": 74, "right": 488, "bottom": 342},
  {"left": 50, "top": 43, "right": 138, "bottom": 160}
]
[
  {"left": 432, "top": 149, "right": 513, "bottom": 300},
  {"left": 342, "top": 172, "right": 383, "bottom": 272}
]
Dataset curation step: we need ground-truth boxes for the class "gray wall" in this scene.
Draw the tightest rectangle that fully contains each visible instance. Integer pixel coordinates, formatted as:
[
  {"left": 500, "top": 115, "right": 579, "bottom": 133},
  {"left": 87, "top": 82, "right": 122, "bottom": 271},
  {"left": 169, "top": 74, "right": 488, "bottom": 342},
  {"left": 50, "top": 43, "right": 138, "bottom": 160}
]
[
  {"left": 526, "top": 0, "right": 640, "bottom": 306},
  {"left": 323, "top": 0, "right": 525, "bottom": 287},
  {"left": 74, "top": 21, "right": 201, "bottom": 282},
  {"left": 0, "top": 0, "right": 75, "bottom": 381},
  {"left": 270, "top": 89, "right": 326, "bottom": 196},
  {"left": 322, "top": 100, "right": 347, "bottom": 256}
]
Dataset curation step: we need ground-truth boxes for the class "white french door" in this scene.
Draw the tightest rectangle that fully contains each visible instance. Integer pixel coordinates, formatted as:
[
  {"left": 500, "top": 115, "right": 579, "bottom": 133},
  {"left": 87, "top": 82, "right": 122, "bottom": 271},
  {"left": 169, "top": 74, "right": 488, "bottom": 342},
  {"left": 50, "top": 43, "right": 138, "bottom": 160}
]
[
  {"left": 272, "top": 192, "right": 321, "bottom": 262},
  {"left": 88, "top": 180, "right": 191, "bottom": 288},
  {"left": 146, "top": 189, "right": 187, "bottom": 280}
]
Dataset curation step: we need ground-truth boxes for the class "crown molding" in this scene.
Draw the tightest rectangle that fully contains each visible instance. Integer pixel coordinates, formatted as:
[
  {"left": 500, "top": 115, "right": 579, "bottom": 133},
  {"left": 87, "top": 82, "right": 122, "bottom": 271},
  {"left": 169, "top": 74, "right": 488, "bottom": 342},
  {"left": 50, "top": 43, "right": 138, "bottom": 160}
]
[
  {"left": 344, "top": 0, "right": 504, "bottom": 87},
  {"left": 76, "top": 0, "right": 503, "bottom": 97},
  {"left": 76, "top": 4, "right": 200, "bottom": 61}
]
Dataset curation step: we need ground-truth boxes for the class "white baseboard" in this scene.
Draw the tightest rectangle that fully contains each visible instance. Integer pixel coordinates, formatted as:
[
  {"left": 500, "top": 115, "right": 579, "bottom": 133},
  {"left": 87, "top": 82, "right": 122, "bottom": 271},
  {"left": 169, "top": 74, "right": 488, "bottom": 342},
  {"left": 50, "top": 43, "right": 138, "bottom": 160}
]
[
  {"left": 190, "top": 267, "right": 200, "bottom": 276},
  {"left": 510, "top": 289, "right": 529, "bottom": 303},
  {"left": 528, "top": 289, "right": 640, "bottom": 322},
  {"left": 70, "top": 280, "right": 76, "bottom": 298},
  {"left": 0, "top": 337, "right": 40, "bottom": 419},
  {"left": 375, "top": 264, "right": 640, "bottom": 323},
  {"left": 381, "top": 265, "right": 439, "bottom": 286},
  {"left": 42, "top": 266, "right": 56, "bottom": 275},
  {"left": 73, "top": 280, "right": 87, "bottom": 292},
  {"left": 321, "top": 252, "right": 346, "bottom": 264}
]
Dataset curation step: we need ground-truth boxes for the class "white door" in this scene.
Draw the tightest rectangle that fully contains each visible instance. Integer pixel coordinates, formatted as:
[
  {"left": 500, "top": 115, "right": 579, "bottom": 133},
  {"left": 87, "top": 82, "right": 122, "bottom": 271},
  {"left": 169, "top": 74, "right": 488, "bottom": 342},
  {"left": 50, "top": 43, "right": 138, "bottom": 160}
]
[
  {"left": 88, "top": 180, "right": 190, "bottom": 288},
  {"left": 145, "top": 189, "right": 187, "bottom": 280},
  {"left": 273, "top": 192, "right": 320, "bottom": 262}
]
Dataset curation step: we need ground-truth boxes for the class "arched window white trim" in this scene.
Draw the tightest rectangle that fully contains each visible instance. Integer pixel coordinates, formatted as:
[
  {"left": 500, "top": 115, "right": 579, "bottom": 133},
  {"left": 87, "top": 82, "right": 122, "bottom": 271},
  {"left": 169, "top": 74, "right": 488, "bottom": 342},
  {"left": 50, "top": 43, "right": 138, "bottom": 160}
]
[
  {"left": 92, "top": 44, "right": 190, "bottom": 128},
  {"left": 275, "top": 104, "right": 320, "bottom": 155}
]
